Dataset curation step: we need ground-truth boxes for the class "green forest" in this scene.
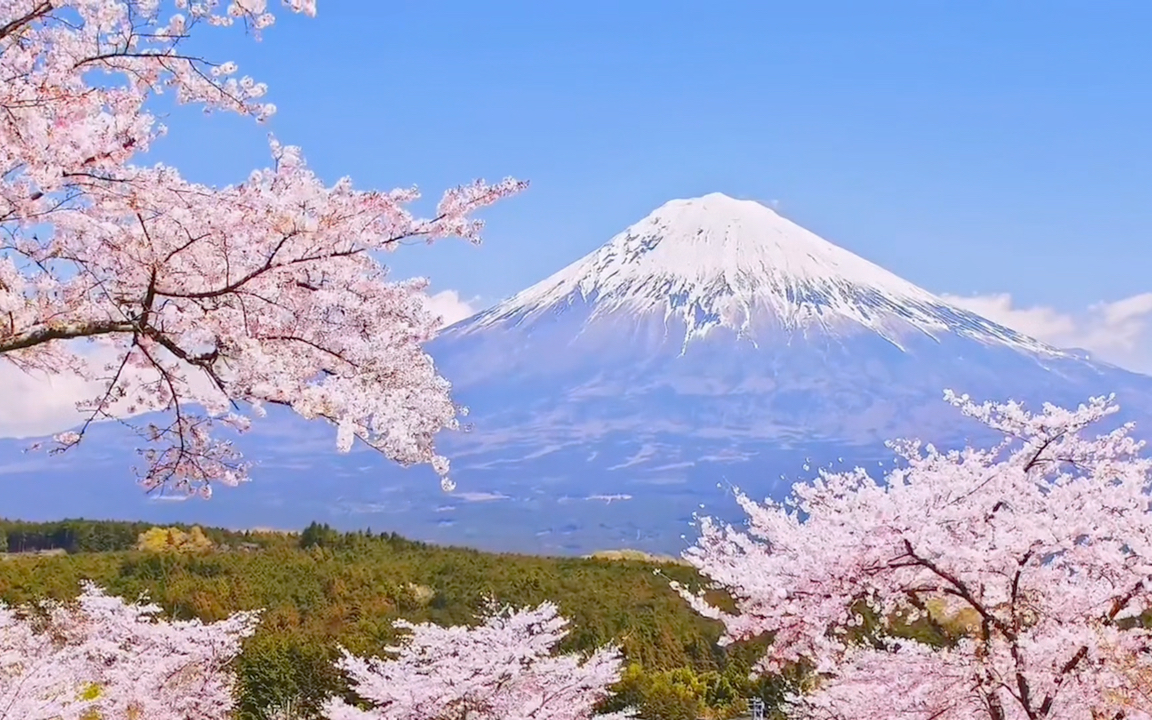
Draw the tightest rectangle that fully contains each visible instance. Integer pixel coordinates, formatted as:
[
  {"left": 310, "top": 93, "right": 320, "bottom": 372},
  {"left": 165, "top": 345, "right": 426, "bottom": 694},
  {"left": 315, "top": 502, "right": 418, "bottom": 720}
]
[{"left": 0, "top": 518, "right": 795, "bottom": 720}]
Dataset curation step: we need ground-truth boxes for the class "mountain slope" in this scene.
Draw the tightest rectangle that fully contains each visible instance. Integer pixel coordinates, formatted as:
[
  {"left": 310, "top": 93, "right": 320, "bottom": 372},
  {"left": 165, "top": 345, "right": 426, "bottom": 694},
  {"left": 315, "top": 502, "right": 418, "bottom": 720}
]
[
  {"left": 419, "top": 193, "right": 1152, "bottom": 551},
  {"left": 2, "top": 194, "right": 1149, "bottom": 556}
]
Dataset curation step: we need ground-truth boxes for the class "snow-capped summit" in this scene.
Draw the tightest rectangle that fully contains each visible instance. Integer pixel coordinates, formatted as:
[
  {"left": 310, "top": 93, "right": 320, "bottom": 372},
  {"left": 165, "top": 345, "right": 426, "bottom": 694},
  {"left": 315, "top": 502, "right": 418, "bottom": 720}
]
[
  {"left": 462, "top": 193, "right": 1058, "bottom": 354},
  {"left": 411, "top": 194, "right": 1152, "bottom": 552}
]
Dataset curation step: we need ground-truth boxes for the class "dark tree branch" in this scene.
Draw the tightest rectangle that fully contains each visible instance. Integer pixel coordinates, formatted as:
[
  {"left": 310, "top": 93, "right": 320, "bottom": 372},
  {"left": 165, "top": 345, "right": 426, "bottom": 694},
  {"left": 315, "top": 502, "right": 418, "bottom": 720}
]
[
  {"left": 0, "top": 0, "right": 52, "bottom": 42},
  {"left": 0, "top": 320, "right": 132, "bottom": 353}
]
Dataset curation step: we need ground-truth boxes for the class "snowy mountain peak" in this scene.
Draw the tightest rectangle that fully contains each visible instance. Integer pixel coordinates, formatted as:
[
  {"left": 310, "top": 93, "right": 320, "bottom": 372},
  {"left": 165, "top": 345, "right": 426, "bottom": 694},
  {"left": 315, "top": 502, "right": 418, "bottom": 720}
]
[
  {"left": 460, "top": 194, "right": 1063, "bottom": 355},
  {"left": 589, "top": 192, "right": 930, "bottom": 297}
]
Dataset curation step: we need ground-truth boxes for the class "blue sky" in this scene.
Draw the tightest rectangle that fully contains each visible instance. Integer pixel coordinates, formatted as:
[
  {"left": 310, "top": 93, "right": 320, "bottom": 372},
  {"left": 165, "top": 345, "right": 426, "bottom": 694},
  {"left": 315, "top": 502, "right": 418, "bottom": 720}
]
[{"left": 28, "top": 2, "right": 1120, "bottom": 379}]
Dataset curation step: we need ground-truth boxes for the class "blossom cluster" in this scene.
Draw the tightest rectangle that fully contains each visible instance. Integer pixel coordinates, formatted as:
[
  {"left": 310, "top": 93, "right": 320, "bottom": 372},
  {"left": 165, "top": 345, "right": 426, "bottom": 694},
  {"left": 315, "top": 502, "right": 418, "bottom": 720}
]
[
  {"left": 0, "top": 582, "right": 258, "bottom": 720},
  {"left": 0, "top": 0, "right": 523, "bottom": 495},
  {"left": 0, "top": 586, "right": 627, "bottom": 720},
  {"left": 677, "top": 393, "right": 1152, "bottom": 719},
  {"left": 326, "top": 601, "right": 631, "bottom": 720}
]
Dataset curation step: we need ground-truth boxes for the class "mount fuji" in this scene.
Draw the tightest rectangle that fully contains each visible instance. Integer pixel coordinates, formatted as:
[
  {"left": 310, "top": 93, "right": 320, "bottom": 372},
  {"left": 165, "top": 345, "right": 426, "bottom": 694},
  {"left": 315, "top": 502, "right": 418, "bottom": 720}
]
[
  {"left": 2, "top": 193, "right": 1151, "bottom": 555},
  {"left": 418, "top": 193, "right": 1152, "bottom": 551}
]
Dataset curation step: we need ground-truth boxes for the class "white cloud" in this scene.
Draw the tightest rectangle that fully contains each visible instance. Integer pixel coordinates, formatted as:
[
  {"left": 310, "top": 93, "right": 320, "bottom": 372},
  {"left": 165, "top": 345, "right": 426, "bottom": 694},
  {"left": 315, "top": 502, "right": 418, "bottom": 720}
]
[
  {"left": 0, "top": 343, "right": 219, "bottom": 439},
  {"left": 943, "top": 292, "right": 1152, "bottom": 374},
  {"left": 0, "top": 362, "right": 105, "bottom": 438},
  {"left": 424, "top": 289, "right": 479, "bottom": 329},
  {"left": 941, "top": 293, "right": 1077, "bottom": 340},
  {"left": 586, "top": 493, "right": 633, "bottom": 503}
]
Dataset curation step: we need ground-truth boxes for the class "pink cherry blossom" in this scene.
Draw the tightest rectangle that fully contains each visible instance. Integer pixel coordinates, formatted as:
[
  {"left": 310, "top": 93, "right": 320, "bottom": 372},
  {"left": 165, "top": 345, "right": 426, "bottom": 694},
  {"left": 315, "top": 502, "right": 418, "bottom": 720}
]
[
  {"left": 325, "top": 601, "right": 632, "bottom": 720},
  {"left": 0, "top": 582, "right": 258, "bottom": 720},
  {"left": 0, "top": 0, "right": 524, "bottom": 495},
  {"left": 677, "top": 393, "right": 1152, "bottom": 720}
]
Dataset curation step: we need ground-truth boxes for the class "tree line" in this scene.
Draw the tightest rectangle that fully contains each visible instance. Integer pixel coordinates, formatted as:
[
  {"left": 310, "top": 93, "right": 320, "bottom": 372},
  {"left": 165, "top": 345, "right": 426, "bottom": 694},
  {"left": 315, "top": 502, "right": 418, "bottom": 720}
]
[{"left": 0, "top": 518, "right": 280, "bottom": 555}]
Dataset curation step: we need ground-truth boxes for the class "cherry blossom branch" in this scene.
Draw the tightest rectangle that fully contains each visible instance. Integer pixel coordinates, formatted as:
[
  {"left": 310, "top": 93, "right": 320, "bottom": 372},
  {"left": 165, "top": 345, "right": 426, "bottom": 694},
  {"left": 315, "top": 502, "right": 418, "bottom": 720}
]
[
  {"left": 897, "top": 538, "right": 1013, "bottom": 641},
  {"left": 326, "top": 602, "right": 630, "bottom": 720},
  {"left": 0, "top": 582, "right": 258, "bottom": 719},
  {"left": 0, "top": 320, "right": 133, "bottom": 353},
  {"left": 0, "top": 0, "right": 50, "bottom": 41},
  {"left": 2, "top": 0, "right": 525, "bottom": 494}
]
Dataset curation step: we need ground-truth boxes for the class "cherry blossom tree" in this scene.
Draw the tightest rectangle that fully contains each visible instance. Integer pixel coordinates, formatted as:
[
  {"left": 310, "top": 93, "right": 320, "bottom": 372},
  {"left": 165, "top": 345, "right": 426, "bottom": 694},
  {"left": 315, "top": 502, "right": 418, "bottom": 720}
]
[
  {"left": 324, "top": 601, "right": 632, "bottom": 720},
  {"left": 676, "top": 392, "right": 1152, "bottom": 720},
  {"left": 0, "top": 581, "right": 258, "bottom": 720},
  {"left": 0, "top": 0, "right": 523, "bottom": 496}
]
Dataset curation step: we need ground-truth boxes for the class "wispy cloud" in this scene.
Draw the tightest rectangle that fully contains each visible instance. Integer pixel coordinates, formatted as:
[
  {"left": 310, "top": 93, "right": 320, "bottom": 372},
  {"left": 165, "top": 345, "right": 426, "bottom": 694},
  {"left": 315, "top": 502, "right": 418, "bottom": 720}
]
[
  {"left": 336, "top": 501, "right": 408, "bottom": 514},
  {"left": 942, "top": 292, "right": 1152, "bottom": 374},
  {"left": 0, "top": 344, "right": 184, "bottom": 438},
  {"left": 586, "top": 493, "right": 633, "bottom": 503},
  {"left": 450, "top": 491, "right": 510, "bottom": 503},
  {"left": 147, "top": 495, "right": 192, "bottom": 503},
  {"left": 424, "top": 289, "right": 480, "bottom": 329}
]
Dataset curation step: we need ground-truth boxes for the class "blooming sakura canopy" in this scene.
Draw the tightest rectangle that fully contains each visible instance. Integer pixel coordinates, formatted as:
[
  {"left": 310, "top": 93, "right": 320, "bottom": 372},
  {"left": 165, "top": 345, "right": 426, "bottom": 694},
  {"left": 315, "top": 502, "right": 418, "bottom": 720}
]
[
  {"left": 677, "top": 393, "right": 1152, "bottom": 719},
  {"left": 325, "top": 602, "right": 632, "bottom": 720},
  {"left": 0, "top": 587, "right": 628, "bottom": 720},
  {"left": 0, "top": 0, "right": 523, "bottom": 495},
  {"left": 0, "top": 582, "right": 258, "bottom": 720}
]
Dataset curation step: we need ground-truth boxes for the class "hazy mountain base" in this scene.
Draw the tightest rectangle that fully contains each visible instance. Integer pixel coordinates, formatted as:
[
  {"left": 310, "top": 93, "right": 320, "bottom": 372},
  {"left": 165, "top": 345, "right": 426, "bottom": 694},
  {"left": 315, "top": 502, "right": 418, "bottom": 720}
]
[
  {"left": 0, "top": 416, "right": 892, "bottom": 555},
  {"left": 422, "top": 320, "right": 1152, "bottom": 553},
  {"left": 2, "top": 362, "right": 1148, "bottom": 556}
]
